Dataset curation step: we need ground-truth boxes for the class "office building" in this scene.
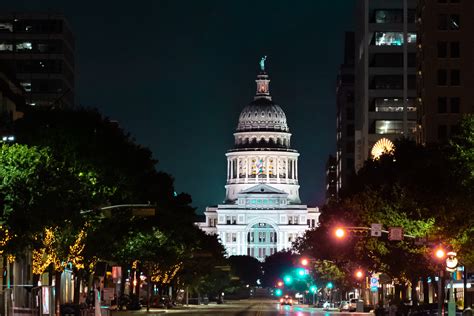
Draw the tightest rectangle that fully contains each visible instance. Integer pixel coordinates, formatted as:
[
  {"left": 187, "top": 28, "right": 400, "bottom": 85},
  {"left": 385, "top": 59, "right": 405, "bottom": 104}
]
[
  {"left": 354, "top": 0, "right": 417, "bottom": 170},
  {"left": 0, "top": 13, "right": 74, "bottom": 108},
  {"left": 416, "top": 0, "right": 474, "bottom": 144},
  {"left": 336, "top": 32, "right": 355, "bottom": 195}
]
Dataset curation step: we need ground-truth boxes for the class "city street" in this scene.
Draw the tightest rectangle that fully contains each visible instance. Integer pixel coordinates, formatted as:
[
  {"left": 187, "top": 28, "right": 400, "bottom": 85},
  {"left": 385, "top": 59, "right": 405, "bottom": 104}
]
[{"left": 143, "top": 299, "right": 373, "bottom": 315}]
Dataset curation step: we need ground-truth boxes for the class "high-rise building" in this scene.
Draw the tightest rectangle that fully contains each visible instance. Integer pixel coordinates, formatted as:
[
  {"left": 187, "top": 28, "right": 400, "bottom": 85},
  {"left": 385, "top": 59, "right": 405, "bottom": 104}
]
[
  {"left": 336, "top": 32, "right": 355, "bottom": 195},
  {"left": 0, "top": 63, "right": 24, "bottom": 138},
  {"left": 197, "top": 61, "right": 320, "bottom": 261},
  {"left": 354, "top": 0, "right": 417, "bottom": 170},
  {"left": 416, "top": 0, "right": 474, "bottom": 144},
  {"left": 0, "top": 13, "right": 74, "bottom": 108}
]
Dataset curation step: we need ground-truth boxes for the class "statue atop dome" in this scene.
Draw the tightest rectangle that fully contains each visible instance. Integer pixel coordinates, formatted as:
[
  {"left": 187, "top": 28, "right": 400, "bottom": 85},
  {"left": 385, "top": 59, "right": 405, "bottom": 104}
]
[{"left": 259, "top": 56, "right": 267, "bottom": 71}]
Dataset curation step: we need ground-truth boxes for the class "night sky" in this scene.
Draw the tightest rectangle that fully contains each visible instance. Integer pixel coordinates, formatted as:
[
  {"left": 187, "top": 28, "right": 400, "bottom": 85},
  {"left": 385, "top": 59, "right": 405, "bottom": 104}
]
[{"left": 3, "top": 1, "right": 354, "bottom": 212}]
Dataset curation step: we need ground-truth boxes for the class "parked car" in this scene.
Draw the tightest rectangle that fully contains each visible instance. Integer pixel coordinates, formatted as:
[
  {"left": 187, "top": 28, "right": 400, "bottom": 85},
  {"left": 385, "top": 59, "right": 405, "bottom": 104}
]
[
  {"left": 340, "top": 301, "right": 351, "bottom": 311},
  {"left": 280, "top": 295, "right": 293, "bottom": 306},
  {"left": 323, "top": 301, "right": 331, "bottom": 310},
  {"left": 349, "top": 298, "right": 359, "bottom": 311}
]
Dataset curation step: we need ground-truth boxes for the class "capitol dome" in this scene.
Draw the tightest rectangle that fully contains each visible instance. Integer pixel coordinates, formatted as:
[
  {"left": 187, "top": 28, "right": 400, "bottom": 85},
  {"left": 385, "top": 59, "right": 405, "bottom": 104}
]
[{"left": 236, "top": 98, "right": 289, "bottom": 132}]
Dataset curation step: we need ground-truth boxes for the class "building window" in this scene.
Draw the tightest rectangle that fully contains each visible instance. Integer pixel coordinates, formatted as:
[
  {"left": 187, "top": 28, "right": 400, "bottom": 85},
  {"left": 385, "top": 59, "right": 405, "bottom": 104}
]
[
  {"left": 450, "top": 42, "right": 460, "bottom": 58},
  {"left": 438, "top": 97, "right": 447, "bottom": 113},
  {"left": 450, "top": 70, "right": 460, "bottom": 86},
  {"left": 0, "top": 23, "right": 13, "bottom": 32},
  {"left": 16, "top": 42, "right": 33, "bottom": 51},
  {"left": 20, "top": 82, "right": 32, "bottom": 92},
  {"left": 225, "top": 233, "right": 231, "bottom": 243},
  {"left": 0, "top": 42, "right": 13, "bottom": 51},
  {"left": 437, "top": 69, "right": 447, "bottom": 86},
  {"left": 449, "top": 15, "right": 460, "bottom": 30},
  {"left": 375, "top": 120, "right": 416, "bottom": 134},
  {"left": 231, "top": 233, "right": 237, "bottom": 243},
  {"left": 375, "top": 98, "right": 416, "bottom": 112},
  {"left": 438, "top": 125, "right": 448, "bottom": 139},
  {"left": 450, "top": 97, "right": 460, "bottom": 113},
  {"left": 437, "top": 42, "right": 447, "bottom": 58},
  {"left": 375, "top": 32, "right": 403, "bottom": 46},
  {"left": 374, "top": 10, "right": 403, "bottom": 23},
  {"left": 259, "top": 232, "right": 266, "bottom": 243},
  {"left": 312, "top": 219, "right": 316, "bottom": 227},
  {"left": 288, "top": 233, "right": 293, "bottom": 242}
]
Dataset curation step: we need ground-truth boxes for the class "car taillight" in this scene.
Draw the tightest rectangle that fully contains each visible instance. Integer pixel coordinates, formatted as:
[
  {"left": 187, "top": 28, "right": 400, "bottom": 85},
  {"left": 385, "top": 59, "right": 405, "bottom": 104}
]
[
  {"left": 280, "top": 298, "right": 284, "bottom": 302},
  {"left": 289, "top": 299, "right": 293, "bottom": 303}
]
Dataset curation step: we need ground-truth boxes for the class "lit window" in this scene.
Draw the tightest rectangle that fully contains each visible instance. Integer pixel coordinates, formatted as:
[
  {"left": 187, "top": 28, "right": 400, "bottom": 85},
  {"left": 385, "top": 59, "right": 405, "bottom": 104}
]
[
  {"left": 16, "top": 42, "right": 32, "bottom": 51},
  {"left": 20, "top": 82, "right": 31, "bottom": 92},
  {"left": 0, "top": 23, "right": 13, "bottom": 32},
  {"left": 375, "top": 98, "right": 416, "bottom": 112},
  {"left": 375, "top": 120, "right": 416, "bottom": 134},
  {"left": 0, "top": 42, "right": 13, "bottom": 51},
  {"left": 375, "top": 32, "right": 403, "bottom": 46}
]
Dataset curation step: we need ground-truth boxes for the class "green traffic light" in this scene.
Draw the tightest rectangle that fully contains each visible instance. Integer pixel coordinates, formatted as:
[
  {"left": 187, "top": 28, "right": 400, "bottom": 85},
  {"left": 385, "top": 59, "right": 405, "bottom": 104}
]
[
  {"left": 310, "top": 285, "right": 317, "bottom": 293},
  {"left": 327, "top": 282, "right": 333, "bottom": 289},
  {"left": 275, "top": 288, "right": 283, "bottom": 296},
  {"left": 296, "top": 268, "right": 306, "bottom": 277},
  {"left": 283, "top": 275, "right": 293, "bottom": 285}
]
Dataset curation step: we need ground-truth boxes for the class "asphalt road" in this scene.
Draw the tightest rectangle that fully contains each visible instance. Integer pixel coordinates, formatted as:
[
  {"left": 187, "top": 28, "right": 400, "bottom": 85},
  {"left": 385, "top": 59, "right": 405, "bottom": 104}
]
[{"left": 159, "top": 299, "right": 373, "bottom": 315}]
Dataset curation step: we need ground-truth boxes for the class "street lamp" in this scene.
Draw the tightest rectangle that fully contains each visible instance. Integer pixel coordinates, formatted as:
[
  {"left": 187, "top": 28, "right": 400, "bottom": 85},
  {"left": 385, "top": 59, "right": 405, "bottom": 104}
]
[
  {"left": 433, "top": 246, "right": 447, "bottom": 316},
  {"left": 435, "top": 248, "right": 446, "bottom": 259},
  {"left": 335, "top": 228, "right": 345, "bottom": 238},
  {"left": 301, "top": 258, "right": 309, "bottom": 266}
]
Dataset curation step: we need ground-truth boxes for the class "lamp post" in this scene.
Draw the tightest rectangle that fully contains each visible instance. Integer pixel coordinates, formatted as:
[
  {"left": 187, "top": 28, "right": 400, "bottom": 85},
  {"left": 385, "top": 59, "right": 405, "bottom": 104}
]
[
  {"left": 446, "top": 252, "right": 458, "bottom": 316},
  {"left": 434, "top": 247, "right": 446, "bottom": 316}
]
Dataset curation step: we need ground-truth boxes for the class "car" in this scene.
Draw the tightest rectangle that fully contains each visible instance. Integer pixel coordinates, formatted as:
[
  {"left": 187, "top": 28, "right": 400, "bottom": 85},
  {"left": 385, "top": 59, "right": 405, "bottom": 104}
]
[
  {"left": 349, "top": 298, "right": 359, "bottom": 311},
  {"left": 323, "top": 301, "right": 331, "bottom": 310},
  {"left": 280, "top": 295, "right": 293, "bottom": 306},
  {"left": 339, "top": 300, "right": 351, "bottom": 311}
]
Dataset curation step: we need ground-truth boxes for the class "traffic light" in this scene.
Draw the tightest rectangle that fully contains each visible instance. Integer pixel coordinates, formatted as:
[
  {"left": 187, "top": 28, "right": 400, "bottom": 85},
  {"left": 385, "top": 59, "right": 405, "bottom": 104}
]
[
  {"left": 310, "top": 285, "right": 317, "bottom": 293},
  {"left": 283, "top": 275, "right": 293, "bottom": 285},
  {"left": 275, "top": 288, "right": 283, "bottom": 296},
  {"left": 277, "top": 281, "right": 283, "bottom": 287},
  {"left": 301, "top": 258, "right": 309, "bottom": 266},
  {"left": 296, "top": 268, "right": 307, "bottom": 277},
  {"left": 326, "top": 282, "right": 333, "bottom": 289}
]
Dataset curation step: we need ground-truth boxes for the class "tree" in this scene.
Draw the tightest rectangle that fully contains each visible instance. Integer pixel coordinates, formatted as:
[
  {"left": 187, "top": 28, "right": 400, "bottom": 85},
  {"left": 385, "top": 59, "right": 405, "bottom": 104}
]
[{"left": 228, "top": 255, "right": 262, "bottom": 286}]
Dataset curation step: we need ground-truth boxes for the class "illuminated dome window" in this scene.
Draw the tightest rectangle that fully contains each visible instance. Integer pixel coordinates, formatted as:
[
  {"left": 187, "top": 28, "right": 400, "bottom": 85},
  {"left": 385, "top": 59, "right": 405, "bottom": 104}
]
[{"left": 371, "top": 138, "right": 395, "bottom": 159}]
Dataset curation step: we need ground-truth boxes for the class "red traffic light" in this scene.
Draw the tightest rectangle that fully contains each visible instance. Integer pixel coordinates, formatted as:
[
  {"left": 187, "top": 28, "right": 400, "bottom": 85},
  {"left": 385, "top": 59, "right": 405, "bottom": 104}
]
[{"left": 301, "top": 258, "right": 309, "bottom": 266}]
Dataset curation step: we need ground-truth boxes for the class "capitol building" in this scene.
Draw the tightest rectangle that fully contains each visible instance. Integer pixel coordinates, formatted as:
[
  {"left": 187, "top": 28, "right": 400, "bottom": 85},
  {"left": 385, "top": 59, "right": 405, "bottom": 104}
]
[{"left": 197, "top": 62, "right": 320, "bottom": 261}]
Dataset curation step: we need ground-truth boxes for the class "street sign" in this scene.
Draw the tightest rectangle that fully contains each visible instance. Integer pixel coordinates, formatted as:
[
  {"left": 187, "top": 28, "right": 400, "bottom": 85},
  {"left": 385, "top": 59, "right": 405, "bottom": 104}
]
[
  {"left": 371, "top": 223, "right": 382, "bottom": 237},
  {"left": 388, "top": 227, "right": 403, "bottom": 241}
]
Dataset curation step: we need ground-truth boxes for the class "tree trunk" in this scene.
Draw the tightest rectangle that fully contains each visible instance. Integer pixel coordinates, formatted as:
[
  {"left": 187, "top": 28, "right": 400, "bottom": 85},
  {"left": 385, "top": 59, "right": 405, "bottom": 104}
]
[{"left": 73, "top": 272, "right": 81, "bottom": 304}]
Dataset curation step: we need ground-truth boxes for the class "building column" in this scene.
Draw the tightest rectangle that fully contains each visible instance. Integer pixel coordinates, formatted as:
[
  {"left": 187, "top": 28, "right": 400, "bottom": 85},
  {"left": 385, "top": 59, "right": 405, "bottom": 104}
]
[
  {"left": 276, "top": 157, "right": 280, "bottom": 183},
  {"left": 227, "top": 159, "right": 230, "bottom": 180},
  {"left": 292, "top": 159, "right": 295, "bottom": 180},
  {"left": 295, "top": 159, "right": 298, "bottom": 180},
  {"left": 237, "top": 157, "right": 240, "bottom": 180},
  {"left": 245, "top": 157, "right": 248, "bottom": 183},
  {"left": 266, "top": 156, "right": 270, "bottom": 182},
  {"left": 285, "top": 158, "right": 288, "bottom": 181}
]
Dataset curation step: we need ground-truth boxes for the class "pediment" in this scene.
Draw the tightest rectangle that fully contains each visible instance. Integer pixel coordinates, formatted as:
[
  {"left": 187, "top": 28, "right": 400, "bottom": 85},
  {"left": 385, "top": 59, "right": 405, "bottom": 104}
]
[{"left": 238, "top": 184, "right": 287, "bottom": 196}]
